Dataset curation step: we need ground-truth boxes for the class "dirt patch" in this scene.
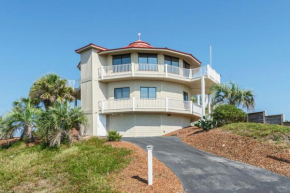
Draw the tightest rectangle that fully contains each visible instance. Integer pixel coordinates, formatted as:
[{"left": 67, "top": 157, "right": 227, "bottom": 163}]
[
  {"left": 107, "top": 141, "right": 184, "bottom": 193},
  {"left": 165, "top": 127, "right": 290, "bottom": 178},
  {"left": 0, "top": 138, "right": 19, "bottom": 147}
]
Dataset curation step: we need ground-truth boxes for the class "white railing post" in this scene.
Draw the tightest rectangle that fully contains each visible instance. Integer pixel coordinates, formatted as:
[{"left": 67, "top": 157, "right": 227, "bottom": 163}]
[
  {"left": 189, "top": 69, "right": 192, "bottom": 79},
  {"left": 132, "top": 63, "right": 135, "bottom": 77},
  {"left": 165, "top": 98, "right": 169, "bottom": 112},
  {"left": 208, "top": 94, "right": 211, "bottom": 114},
  {"left": 206, "top": 64, "right": 210, "bottom": 77},
  {"left": 101, "top": 100, "right": 104, "bottom": 113},
  {"left": 146, "top": 145, "right": 154, "bottom": 186},
  {"left": 101, "top": 66, "right": 104, "bottom": 80},
  {"left": 132, "top": 97, "right": 135, "bottom": 111},
  {"left": 201, "top": 75, "right": 205, "bottom": 117},
  {"left": 190, "top": 101, "right": 193, "bottom": 114},
  {"left": 165, "top": 64, "right": 168, "bottom": 78}
]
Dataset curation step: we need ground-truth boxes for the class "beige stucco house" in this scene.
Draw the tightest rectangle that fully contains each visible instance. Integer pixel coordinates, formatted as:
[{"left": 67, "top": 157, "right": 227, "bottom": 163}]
[{"left": 73, "top": 36, "right": 220, "bottom": 137}]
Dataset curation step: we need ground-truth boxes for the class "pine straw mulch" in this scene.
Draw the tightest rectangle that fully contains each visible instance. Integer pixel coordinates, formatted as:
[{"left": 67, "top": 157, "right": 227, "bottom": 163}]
[
  {"left": 106, "top": 141, "right": 184, "bottom": 193},
  {"left": 165, "top": 127, "right": 290, "bottom": 178}
]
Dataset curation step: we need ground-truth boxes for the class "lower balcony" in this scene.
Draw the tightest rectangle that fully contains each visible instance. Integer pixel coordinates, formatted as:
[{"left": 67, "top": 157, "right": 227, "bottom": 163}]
[{"left": 98, "top": 98, "right": 202, "bottom": 117}]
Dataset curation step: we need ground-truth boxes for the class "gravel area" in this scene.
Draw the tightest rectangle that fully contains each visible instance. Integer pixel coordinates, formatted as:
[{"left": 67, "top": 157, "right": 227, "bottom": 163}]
[
  {"left": 107, "top": 141, "right": 184, "bottom": 193},
  {"left": 165, "top": 127, "right": 290, "bottom": 178}
]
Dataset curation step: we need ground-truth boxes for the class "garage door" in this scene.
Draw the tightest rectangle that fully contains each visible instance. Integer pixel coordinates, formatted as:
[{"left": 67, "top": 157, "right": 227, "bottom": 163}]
[
  {"left": 134, "top": 114, "right": 161, "bottom": 137},
  {"left": 109, "top": 114, "right": 135, "bottom": 137}
]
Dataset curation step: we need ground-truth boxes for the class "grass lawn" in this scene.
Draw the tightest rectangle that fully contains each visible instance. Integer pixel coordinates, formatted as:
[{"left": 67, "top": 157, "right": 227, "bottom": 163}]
[
  {"left": 0, "top": 138, "right": 131, "bottom": 193},
  {"left": 222, "top": 122, "right": 290, "bottom": 146}
]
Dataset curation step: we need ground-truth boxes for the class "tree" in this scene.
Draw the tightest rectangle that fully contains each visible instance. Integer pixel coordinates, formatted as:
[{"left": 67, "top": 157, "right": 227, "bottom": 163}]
[
  {"left": 210, "top": 81, "right": 255, "bottom": 111},
  {"left": 39, "top": 100, "right": 88, "bottom": 148},
  {"left": 29, "top": 74, "right": 75, "bottom": 109},
  {"left": 0, "top": 98, "right": 42, "bottom": 142}
]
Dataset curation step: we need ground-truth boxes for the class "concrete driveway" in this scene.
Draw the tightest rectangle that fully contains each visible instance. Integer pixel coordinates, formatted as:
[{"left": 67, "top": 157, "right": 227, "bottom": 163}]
[{"left": 123, "top": 137, "right": 290, "bottom": 193}]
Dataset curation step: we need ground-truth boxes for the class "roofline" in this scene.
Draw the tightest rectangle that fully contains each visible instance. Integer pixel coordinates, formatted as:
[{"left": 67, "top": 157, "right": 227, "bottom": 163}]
[
  {"left": 75, "top": 43, "right": 107, "bottom": 53},
  {"left": 99, "top": 47, "right": 201, "bottom": 64}
]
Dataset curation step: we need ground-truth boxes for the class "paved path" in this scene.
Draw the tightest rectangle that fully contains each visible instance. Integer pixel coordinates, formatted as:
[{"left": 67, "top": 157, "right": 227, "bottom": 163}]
[{"left": 123, "top": 137, "right": 290, "bottom": 193}]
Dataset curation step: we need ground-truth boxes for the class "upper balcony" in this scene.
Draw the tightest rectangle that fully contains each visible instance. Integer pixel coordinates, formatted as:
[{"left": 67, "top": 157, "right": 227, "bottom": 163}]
[{"left": 98, "top": 63, "right": 220, "bottom": 85}]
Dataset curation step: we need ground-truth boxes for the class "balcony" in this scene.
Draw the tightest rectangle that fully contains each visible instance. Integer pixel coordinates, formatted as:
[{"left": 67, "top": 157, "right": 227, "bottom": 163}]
[
  {"left": 66, "top": 79, "right": 80, "bottom": 90},
  {"left": 98, "top": 63, "right": 220, "bottom": 84},
  {"left": 66, "top": 79, "right": 81, "bottom": 100},
  {"left": 98, "top": 98, "right": 202, "bottom": 117}
]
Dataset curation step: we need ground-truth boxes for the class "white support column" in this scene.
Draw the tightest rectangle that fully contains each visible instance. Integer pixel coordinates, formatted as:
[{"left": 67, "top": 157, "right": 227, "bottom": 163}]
[
  {"left": 201, "top": 75, "right": 205, "bottom": 117},
  {"left": 165, "top": 98, "right": 169, "bottom": 112},
  {"left": 101, "top": 66, "right": 104, "bottom": 80},
  {"left": 132, "top": 63, "right": 135, "bottom": 77},
  {"left": 132, "top": 97, "right": 135, "bottom": 111},
  {"left": 101, "top": 100, "right": 104, "bottom": 113},
  {"left": 208, "top": 94, "right": 211, "bottom": 114},
  {"left": 146, "top": 145, "right": 154, "bottom": 186},
  {"left": 165, "top": 64, "right": 168, "bottom": 78},
  {"left": 197, "top": 95, "right": 200, "bottom": 105},
  {"left": 190, "top": 101, "right": 193, "bottom": 114}
]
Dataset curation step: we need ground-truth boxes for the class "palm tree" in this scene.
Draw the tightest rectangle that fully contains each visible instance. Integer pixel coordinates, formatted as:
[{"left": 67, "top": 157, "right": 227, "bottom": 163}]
[
  {"left": 210, "top": 81, "right": 255, "bottom": 111},
  {"left": 39, "top": 100, "right": 88, "bottom": 148},
  {"left": 29, "top": 74, "right": 75, "bottom": 109},
  {"left": 0, "top": 98, "right": 42, "bottom": 142}
]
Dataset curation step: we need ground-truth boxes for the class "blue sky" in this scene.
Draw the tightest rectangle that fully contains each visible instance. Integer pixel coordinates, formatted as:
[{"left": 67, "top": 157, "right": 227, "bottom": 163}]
[{"left": 0, "top": 0, "right": 289, "bottom": 120}]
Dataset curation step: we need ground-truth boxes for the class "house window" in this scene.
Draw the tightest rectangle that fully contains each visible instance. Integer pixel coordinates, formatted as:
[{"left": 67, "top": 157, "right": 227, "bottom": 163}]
[
  {"left": 138, "top": 54, "right": 158, "bottom": 64},
  {"left": 138, "top": 54, "right": 158, "bottom": 71},
  {"left": 165, "top": 55, "right": 179, "bottom": 67},
  {"left": 140, "top": 87, "right": 156, "bottom": 99},
  {"left": 113, "top": 54, "right": 131, "bottom": 65},
  {"left": 183, "top": 61, "right": 190, "bottom": 77},
  {"left": 165, "top": 55, "right": 179, "bottom": 74},
  {"left": 183, "top": 61, "right": 190, "bottom": 69},
  {"left": 183, "top": 92, "right": 189, "bottom": 101},
  {"left": 114, "top": 87, "right": 130, "bottom": 99}
]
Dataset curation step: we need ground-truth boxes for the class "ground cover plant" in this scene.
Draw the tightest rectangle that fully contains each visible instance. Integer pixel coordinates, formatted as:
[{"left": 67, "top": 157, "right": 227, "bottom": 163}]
[
  {"left": 0, "top": 137, "right": 131, "bottom": 193},
  {"left": 222, "top": 122, "right": 290, "bottom": 146}
]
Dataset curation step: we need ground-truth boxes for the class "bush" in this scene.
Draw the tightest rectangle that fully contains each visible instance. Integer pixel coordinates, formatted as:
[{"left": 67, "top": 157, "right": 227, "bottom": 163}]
[
  {"left": 107, "top": 131, "right": 122, "bottom": 141},
  {"left": 194, "top": 116, "right": 217, "bottom": 131},
  {"left": 211, "top": 104, "right": 246, "bottom": 127}
]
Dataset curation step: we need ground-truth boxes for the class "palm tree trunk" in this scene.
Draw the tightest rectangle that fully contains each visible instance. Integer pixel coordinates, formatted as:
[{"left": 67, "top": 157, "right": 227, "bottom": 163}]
[{"left": 26, "top": 125, "right": 34, "bottom": 143}]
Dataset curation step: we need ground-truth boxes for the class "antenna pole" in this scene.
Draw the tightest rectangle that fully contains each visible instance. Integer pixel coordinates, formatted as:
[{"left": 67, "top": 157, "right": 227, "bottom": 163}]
[{"left": 210, "top": 45, "right": 212, "bottom": 67}]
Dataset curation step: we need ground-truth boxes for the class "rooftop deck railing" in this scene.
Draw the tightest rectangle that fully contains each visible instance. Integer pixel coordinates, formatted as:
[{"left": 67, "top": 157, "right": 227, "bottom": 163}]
[
  {"left": 98, "top": 63, "right": 220, "bottom": 83},
  {"left": 98, "top": 98, "right": 202, "bottom": 116}
]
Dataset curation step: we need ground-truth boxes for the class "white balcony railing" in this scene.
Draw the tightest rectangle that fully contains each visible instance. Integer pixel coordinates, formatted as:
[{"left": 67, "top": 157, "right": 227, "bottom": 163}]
[
  {"left": 66, "top": 79, "right": 80, "bottom": 90},
  {"left": 99, "top": 63, "right": 220, "bottom": 83},
  {"left": 99, "top": 98, "right": 202, "bottom": 116}
]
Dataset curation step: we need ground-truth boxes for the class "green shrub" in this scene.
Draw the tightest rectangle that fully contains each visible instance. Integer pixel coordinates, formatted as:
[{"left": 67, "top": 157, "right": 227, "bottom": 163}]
[
  {"left": 194, "top": 116, "right": 217, "bottom": 131},
  {"left": 211, "top": 104, "right": 246, "bottom": 127},
  {"left": 107, "top": 131, "right": 122, "bottom": 141}
]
